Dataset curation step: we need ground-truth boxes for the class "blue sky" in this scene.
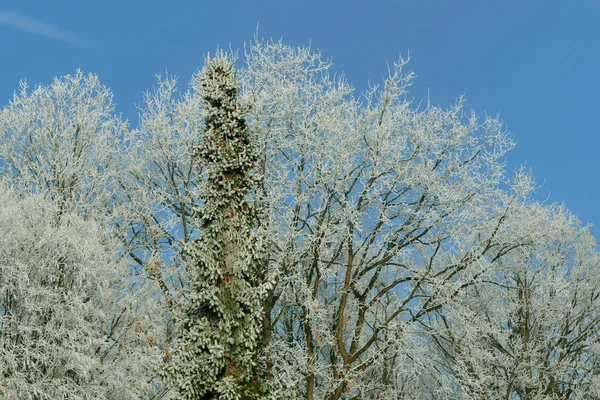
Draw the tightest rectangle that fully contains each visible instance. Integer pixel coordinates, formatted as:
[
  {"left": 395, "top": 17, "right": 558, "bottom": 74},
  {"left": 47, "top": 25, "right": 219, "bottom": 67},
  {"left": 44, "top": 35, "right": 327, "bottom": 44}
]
[{"left": 1, "top": 0, "right": 599, "bottom": 236}]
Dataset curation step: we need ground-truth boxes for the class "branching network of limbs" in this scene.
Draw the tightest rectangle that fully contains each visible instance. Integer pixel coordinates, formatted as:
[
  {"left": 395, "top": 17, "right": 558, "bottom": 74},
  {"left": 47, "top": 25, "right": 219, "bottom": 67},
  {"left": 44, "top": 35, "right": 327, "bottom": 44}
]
[{"left": 0, "top": 40, "right": 598, "bottom": 400}]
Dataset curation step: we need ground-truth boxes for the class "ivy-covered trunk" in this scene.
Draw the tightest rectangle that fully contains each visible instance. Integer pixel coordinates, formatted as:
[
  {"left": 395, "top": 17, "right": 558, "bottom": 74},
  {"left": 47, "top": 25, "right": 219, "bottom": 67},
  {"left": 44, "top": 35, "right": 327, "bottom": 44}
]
[{"left": 165, "top": 54, "right": 269, "bottom": 400}]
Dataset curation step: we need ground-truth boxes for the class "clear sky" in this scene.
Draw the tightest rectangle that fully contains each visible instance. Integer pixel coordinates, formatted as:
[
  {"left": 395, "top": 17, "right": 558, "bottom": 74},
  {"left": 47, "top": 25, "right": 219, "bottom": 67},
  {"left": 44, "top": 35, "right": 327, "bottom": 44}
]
[{"left": 1, "top": 0, "right": 599, "bottom": 236}]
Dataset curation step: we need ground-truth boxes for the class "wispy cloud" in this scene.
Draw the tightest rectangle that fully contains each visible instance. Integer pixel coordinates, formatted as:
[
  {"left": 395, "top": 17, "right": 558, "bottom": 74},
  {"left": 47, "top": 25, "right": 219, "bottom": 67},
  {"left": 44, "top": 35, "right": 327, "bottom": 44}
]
[{"left": 0, "top": 11, "right": 98, "bottom": 50}]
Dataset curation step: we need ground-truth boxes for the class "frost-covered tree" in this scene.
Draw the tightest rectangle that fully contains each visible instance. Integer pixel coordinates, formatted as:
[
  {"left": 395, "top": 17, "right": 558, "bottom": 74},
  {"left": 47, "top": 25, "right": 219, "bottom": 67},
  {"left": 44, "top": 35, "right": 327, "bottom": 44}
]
[
  {"left": 423, "top": 202, "right": 600, "bottom": 399},
  {"left": 122, "top": 73, "right": 204, "bottom": 315},
  {"left": 116, "top": 39, "right": 600, "bottom": 398},
  {"left": 164, "top": 55, "right": 270, "bottom": 399},
  {"left": 0, "top": 72, "right": 164, "bottom": 399},
  {"left": 0, "top": 71, "right": 126, "bottom": 220},
  {"left": 238, "top": 41, "right": 549, "bottom": 399},
  {"left": 0, "top": 184, "right": 162, "bottom": 399}
]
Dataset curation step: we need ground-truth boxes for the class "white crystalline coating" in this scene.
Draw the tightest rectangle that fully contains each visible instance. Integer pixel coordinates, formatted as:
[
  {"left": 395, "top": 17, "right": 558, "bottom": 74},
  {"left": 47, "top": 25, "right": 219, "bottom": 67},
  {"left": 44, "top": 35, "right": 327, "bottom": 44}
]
[
  {"left": 0, "top": 72, "right": 163, "bottom": 399},
  {"left": 125, "top": 41, "right": 600, "bottom": 398},
  {"left": 163, "top": 53, "right": 272, "bottom": 399},
  {"left": 0, "top": 71, "right": 126, "bottom": 220},
  {"left": 0, "top": 184, "right": 161, "bottom": 399},
  {"left": 1, "top": 39, "right": 598, "bottom": 399}
]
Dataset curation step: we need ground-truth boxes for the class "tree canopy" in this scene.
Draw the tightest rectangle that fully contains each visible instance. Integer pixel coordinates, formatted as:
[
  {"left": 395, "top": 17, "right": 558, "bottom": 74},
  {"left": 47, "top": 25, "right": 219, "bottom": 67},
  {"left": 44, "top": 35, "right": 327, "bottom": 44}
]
[{"left": 0, "top": 39, "right": 598, "bottom": 400}]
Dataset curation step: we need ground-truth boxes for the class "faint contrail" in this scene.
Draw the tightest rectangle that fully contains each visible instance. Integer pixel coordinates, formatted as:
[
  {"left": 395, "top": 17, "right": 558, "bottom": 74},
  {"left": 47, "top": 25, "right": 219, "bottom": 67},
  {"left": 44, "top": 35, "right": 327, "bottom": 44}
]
[{"left": 0, "top": 11, "right": 98, "bottom": 50}]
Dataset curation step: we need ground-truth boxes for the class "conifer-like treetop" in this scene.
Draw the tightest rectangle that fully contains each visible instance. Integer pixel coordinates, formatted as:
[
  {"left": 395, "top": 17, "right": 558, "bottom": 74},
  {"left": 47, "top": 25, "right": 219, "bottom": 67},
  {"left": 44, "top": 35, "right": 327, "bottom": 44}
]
[{"left": 164, "top": 53, "right": 268, "bottom": 400}]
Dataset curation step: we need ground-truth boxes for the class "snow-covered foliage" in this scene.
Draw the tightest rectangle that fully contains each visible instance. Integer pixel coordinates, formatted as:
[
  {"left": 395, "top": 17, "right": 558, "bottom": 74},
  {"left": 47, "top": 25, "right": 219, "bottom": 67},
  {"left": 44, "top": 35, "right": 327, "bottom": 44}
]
[
  {"left": 0, "top": 184, "right": 162, "bottom": 399},
  {"left": 238, "top": 41, "right": 540, "bottom": 399},
  {"left": 126, "top": 40, "right": 600, "bottom": 399},
  {"left": 0, "top": 72, "right": 164, "bottom": 399},
  {"left": 163, "top": 54, "right": 271, "bottom": 399},
  {"left": 423, "top": 203, "right": 600, "bottom": 399},
  {"left": 0, "top": 71, "right": 126, "bottom": 219},
  {"left": 0, "top": 39, "right": 598, "bottom": 399}
]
